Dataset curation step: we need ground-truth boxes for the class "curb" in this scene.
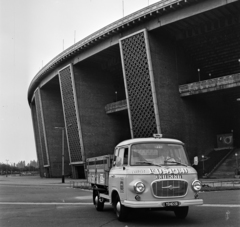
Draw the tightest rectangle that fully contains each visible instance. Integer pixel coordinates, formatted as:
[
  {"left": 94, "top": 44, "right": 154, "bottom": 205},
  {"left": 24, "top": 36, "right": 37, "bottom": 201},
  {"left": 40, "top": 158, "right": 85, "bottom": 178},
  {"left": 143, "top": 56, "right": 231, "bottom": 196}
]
[
  {"left": 200, "top": 179, "right": 240, "bottom": 191},
  {"left": 201, "top": 185, "right": 240, "bottom": 192}
]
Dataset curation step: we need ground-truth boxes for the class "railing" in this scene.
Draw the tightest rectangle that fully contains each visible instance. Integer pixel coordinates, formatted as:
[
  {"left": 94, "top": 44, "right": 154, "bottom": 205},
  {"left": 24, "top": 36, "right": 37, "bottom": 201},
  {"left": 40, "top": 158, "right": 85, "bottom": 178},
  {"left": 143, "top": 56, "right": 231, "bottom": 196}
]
[
  {"left": 105, "top": 100, "right": 127, "bottom": 114},
  {"left": 204, "top": 148, "right": 234, "bottom": 178},
  {"left": 179, "top": 73, "right": 240, "bottom": 96},
  {"left": 201, "top": 180, "right": 240, "bottom": 189}
]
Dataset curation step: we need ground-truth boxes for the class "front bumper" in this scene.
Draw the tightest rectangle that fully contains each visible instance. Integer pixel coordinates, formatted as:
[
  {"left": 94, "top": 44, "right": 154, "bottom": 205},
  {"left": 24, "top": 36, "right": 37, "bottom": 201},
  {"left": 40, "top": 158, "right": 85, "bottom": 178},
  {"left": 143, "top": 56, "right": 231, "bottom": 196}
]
[{"left": 122, "top": 199, "right": 203, "bottom": 208}]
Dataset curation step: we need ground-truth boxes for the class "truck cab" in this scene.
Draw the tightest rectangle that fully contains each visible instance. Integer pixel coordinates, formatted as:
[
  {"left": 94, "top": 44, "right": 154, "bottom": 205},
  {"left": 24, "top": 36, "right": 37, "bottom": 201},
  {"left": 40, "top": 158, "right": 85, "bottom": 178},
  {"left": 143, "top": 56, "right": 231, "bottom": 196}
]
[{"left": 87, "top": 134, "right": 203, "bottom": 221}]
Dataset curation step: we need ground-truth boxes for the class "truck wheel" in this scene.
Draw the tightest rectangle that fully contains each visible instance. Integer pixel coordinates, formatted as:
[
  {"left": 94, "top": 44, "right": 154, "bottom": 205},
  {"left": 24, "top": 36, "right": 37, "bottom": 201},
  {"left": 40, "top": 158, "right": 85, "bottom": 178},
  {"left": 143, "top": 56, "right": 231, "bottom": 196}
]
[
  {"left": 174, "top": 206, "right": 189, "bottom": 219},
  {"left": 93, "top": 191, "right": 104, "bottom": 211},
  {"left": 113, "top": 195, "right": 128, "bottom": 222}
]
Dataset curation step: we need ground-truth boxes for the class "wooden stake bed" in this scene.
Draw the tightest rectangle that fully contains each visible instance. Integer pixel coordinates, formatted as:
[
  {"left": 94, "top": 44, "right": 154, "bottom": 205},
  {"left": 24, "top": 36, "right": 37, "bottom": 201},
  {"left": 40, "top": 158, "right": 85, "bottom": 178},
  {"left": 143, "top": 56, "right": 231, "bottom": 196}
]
[{"left": 86, "top": 155, "right": 114, "bottom": 186}]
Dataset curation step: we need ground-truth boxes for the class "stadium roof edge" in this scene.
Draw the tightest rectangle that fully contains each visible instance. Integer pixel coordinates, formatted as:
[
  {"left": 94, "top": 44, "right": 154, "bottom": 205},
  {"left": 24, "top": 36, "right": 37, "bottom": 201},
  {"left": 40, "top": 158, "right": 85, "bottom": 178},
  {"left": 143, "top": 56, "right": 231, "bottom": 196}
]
[
  {"left": 27, "top": 0, "right": 195, "bottom": 104},
  {"left": 27, "top": 0, "right": 238, "bottom": 104}
]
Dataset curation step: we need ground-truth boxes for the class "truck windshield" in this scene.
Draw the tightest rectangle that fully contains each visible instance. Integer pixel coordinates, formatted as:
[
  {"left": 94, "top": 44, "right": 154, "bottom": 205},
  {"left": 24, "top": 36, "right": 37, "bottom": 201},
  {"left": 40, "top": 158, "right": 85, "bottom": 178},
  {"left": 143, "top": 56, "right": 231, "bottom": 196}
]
[{"left": 130, "top": 143, "right": 189, "bottom": 166}]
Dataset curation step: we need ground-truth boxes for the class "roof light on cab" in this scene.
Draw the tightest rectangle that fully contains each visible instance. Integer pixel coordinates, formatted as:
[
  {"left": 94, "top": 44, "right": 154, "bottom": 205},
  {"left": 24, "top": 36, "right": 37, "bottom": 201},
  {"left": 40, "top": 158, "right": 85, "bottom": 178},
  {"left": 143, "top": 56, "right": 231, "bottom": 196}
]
[{"left": 153, "top": 134, "right": 163, "bottom": 139}]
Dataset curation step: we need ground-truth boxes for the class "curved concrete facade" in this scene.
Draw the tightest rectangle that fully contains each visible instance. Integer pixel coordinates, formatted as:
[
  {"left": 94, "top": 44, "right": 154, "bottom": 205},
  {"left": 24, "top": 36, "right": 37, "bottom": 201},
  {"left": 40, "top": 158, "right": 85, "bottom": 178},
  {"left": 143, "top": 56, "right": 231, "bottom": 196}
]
[{"left": 28, "top": 0, "right": 240, "bottom": 178}]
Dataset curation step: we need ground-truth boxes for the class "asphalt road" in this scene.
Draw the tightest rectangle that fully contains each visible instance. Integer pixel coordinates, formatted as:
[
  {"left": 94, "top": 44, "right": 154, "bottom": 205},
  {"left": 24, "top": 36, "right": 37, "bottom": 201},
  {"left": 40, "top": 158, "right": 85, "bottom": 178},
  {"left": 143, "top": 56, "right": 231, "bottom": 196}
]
[{"left": 0, "top": 176, "right": 239, "bottom": 227}]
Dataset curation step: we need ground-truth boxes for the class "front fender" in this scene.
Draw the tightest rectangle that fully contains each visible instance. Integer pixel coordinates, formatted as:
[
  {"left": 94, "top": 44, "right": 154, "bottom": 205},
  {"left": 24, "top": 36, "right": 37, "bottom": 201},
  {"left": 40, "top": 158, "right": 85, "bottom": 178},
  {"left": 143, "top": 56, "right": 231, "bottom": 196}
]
[{"left": 110, "top": 187, "right": 121, "bottom": 204}]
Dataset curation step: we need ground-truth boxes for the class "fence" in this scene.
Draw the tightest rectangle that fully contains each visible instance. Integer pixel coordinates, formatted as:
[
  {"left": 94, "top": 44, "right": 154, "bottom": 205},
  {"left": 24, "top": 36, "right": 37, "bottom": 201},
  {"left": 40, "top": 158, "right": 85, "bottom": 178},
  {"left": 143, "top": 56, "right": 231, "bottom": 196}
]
[{"left": 201, "top": 180, "right": 240, "bottom": 190}]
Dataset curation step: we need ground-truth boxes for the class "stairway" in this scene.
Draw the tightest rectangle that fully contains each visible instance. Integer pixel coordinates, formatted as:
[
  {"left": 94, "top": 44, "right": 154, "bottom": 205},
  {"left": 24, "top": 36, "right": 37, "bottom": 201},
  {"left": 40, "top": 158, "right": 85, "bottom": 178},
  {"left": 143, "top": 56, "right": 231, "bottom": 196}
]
[
  {"left": 209, "top": 148, "right": 240, "bottom": 178},
  {"left": 201, "top": 148, "right": 240, "bottom": 179},
  {"left": 195, "top": 148, "right": 233, "bottom": 178}
]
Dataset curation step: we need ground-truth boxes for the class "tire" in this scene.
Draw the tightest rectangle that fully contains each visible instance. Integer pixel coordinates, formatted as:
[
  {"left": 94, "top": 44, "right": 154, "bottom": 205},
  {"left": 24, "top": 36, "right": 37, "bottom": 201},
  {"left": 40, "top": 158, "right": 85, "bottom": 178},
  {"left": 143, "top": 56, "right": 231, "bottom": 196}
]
[
  {"left": 174, "top": 206, "right": 189, "bottom": 219},
  {"left": 113, "top": 194, "right": 128, "bottom": 222},
  {"left": 93, "top": 190, "right": 104, "bottom": 211}
]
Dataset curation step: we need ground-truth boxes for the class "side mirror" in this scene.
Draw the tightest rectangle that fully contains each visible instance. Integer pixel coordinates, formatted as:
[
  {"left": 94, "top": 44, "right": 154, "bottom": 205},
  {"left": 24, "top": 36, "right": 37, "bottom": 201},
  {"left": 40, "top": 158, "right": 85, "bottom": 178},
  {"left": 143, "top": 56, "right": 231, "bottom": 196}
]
[
  {"left": 193, "top": 156, "right": 198, "bottom": 166},
  {"left": 115, "top": 157, "right": 122, "bottom": 167}
]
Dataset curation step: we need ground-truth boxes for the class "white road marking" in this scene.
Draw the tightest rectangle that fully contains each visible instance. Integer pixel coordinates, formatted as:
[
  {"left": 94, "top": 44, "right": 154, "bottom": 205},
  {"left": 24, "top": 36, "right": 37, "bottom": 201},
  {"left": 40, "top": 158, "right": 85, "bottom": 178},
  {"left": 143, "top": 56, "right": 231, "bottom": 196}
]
[
  {"left": 75, "top": 196, "right": 92, "bottom": 200},
  {"left": 0, "top": 202, "right": 93, "bottom": 205},
  {"left": 199, "top": 204, "right": 240, "bottom": 208}
]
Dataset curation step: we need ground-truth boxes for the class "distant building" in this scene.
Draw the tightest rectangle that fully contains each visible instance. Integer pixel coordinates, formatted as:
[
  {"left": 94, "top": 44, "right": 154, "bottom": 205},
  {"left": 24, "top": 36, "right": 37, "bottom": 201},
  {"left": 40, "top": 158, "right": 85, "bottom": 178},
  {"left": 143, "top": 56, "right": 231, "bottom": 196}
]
[
  {"left": 29, "top": 160, "right": 39, "bottom": 168},
  {"left": 16, "top": 161, "right": 25, "bottom": 169}
]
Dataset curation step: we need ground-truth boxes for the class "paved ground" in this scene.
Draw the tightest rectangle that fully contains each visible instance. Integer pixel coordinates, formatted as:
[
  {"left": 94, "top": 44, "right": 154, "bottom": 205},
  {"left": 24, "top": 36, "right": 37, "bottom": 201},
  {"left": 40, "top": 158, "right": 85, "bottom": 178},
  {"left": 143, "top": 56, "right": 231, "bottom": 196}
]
[{"left": 0, "top": 175, "right": 240, "bottom": 227}]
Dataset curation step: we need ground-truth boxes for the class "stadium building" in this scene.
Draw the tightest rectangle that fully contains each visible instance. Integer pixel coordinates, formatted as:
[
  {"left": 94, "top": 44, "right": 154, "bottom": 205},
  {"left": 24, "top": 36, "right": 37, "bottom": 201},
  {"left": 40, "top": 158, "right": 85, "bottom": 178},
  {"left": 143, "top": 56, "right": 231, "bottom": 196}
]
[{"left": 28, "top": 0, "right": 240, "bottom": 179}]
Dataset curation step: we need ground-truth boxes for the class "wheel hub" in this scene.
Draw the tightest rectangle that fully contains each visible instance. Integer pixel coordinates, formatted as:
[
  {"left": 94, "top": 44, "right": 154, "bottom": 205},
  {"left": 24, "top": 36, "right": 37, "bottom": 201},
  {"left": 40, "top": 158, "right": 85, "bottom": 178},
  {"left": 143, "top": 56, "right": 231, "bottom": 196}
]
[
  {"left": 95, "top": 195, "right": 98, "bottom": 205},
  {"left": 116, "top": 201, "right": 121, "bottom": 213}
]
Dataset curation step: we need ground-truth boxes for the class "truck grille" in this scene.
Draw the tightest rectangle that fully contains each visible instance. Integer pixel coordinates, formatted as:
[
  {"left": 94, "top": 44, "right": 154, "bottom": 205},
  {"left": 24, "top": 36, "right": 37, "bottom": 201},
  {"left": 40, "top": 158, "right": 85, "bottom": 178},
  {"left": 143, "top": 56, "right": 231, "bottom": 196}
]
[{"left": 152, "top": 180, "right": 188, "bottom": 198}]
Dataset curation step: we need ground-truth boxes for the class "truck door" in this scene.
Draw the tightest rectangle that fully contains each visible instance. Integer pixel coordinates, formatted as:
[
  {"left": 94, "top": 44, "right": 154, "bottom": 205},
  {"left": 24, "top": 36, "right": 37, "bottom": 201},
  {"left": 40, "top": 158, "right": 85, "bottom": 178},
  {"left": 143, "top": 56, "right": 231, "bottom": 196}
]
[{"left": 109, "top": 147, "right": 128, "bottom": 200}]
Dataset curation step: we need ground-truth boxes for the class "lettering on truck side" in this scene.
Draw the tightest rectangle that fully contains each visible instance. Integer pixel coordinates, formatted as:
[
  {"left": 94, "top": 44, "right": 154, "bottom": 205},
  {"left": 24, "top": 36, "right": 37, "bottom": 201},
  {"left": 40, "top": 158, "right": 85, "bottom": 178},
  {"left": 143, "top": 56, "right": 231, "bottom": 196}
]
[
  {"left": 132, "top": 168, "right": 188, "bottom": 174},
  {"left": 149, "top": 168, "right": 188, "bottom": 174}
]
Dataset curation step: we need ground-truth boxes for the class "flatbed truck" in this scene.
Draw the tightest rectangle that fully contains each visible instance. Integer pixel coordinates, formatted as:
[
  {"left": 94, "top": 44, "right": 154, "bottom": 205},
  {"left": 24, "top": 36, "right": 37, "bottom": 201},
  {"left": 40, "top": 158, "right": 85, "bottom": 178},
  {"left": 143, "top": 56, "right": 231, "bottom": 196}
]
[{"left": 86, "top": 134, "right": 203, "bottom": 221}]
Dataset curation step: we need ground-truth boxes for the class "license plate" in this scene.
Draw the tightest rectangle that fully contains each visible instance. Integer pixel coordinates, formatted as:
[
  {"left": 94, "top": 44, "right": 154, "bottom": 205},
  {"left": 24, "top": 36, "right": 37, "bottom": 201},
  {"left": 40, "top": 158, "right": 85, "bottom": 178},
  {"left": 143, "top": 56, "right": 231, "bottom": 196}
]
[{"left": 164, "top": 201, "right": 180, "bottom": 207}]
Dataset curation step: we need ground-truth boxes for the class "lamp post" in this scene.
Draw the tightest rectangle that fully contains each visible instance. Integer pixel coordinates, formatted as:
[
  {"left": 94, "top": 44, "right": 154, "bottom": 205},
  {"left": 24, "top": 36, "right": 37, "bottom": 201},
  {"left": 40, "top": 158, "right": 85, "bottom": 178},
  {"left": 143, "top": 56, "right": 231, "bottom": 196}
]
[
  {"left": 235, "top": 153, "right": 238, "bottom": 169},
  {"left": 115, "top": 91, "right": 118, "bottom": 102},
  {"left": 55, "top": 124, "right": 72, "bottom": 183},
  {"left": 198, "top": 68, "right": 201, "bottom": 82},
  {"left": 55, "top": 127, "right": 65, "bottom": 183},
  {"left": 235, "top": 153, "right": 239, "bottom": 176},
  {"left": 202, "top": 155, "right": 205, "bottom": 176}
]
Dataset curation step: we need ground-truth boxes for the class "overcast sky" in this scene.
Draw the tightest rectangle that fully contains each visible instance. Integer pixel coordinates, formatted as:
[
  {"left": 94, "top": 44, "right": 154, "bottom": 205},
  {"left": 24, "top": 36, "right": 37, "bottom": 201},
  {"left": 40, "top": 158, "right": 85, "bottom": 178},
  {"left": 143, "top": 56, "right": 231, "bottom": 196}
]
[{"left": 0, "top": 0, "right": 160, "bottom": 165}]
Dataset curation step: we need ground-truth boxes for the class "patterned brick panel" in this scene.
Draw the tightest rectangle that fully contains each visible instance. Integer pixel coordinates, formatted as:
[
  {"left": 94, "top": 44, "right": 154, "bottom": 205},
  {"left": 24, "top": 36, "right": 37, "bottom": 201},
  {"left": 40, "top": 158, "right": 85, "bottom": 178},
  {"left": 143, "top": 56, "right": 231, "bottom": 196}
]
[
  {"left": 120, "top": 30, "right": 160, "bottom": 138},
  {"left": 35, "top": 89, "right": 49, "bottom": 166},
  {"left": 58, "top": 65, "right": 83, "bottom": 163}
]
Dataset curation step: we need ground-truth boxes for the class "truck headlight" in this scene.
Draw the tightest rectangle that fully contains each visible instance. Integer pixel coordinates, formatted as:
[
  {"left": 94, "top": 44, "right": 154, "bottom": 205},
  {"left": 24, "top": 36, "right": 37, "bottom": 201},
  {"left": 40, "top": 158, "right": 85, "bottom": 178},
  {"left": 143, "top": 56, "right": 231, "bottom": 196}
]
[
  {"left": 134, "top": 181, "right": 145, "bottom": 194},
  {"left": 192, "top": 180, "right": 202, "bottom": 192}
]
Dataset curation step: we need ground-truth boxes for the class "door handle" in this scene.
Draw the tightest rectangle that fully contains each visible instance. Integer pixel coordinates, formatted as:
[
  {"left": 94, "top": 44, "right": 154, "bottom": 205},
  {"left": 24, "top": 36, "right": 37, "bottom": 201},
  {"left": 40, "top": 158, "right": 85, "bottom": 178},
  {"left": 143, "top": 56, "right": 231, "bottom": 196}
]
[{"left": 111, "top": 175, "right": 115, "bottom": 178}]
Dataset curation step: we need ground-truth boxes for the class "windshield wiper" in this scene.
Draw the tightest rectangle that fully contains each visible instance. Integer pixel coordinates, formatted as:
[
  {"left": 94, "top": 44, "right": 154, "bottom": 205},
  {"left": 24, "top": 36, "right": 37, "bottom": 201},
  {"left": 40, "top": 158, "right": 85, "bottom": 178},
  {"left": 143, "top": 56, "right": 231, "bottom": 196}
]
[
  {"left": 164, "top": 160, "right": 188, "bottom": 167},
  {"left": 136, "top": 161, "right": 162, "bottom": 167}
]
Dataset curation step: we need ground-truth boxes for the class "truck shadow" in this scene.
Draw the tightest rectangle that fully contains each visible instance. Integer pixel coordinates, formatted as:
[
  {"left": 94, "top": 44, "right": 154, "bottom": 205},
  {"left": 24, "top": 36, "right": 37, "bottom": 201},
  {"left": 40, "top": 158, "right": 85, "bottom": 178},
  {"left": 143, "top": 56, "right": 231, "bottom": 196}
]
[{"left": 103, "top": 207, "right": 197, "bottom": 226}]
